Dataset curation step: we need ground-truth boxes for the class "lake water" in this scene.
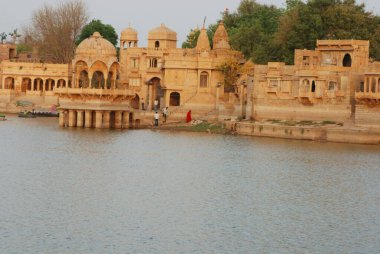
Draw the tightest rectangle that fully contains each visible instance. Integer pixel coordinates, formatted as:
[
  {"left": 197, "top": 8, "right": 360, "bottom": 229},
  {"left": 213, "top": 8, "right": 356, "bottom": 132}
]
[{"left": 0, "top": 115, "right": 379, "bottom": 253}]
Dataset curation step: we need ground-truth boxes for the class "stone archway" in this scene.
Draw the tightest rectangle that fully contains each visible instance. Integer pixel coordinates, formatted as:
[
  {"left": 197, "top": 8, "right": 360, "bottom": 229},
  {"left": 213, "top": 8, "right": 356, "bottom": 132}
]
[
  {"left": 79, "top": 70, "right": 89, "bottom": 88},
  {"left": 91, "top": 71, "right": 105, "bottom": 89},
  {"left": 148, "top": 77, "right": 163, "bottom": 110},
  {"left": 131, "top": 94, "right": 140, "bottom": 109}
]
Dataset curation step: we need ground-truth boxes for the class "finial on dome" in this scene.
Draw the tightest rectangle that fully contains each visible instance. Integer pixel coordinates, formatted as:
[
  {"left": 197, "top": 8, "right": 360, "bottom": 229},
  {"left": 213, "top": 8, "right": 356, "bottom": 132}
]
[{"left": 92, "top": 32, "right": 102, "bottom": 38}]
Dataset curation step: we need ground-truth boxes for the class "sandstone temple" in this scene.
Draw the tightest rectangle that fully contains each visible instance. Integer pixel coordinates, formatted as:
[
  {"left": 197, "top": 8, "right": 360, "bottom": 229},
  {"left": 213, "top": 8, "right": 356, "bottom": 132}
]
[{"left": 1, "top": 22, "right": 380, "bottom": 133}]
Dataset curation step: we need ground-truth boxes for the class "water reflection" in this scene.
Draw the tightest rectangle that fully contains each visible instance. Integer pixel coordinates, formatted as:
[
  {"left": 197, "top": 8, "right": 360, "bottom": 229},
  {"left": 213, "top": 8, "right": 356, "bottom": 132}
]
[{"left": 0, "top": 115, "right": 379, "bottom": 253}]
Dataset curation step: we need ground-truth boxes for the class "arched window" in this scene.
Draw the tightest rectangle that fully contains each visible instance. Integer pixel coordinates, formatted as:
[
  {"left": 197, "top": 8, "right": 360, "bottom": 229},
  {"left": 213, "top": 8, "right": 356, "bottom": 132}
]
[
  {"left": 170, "top": 92, "right": 180, "bottom": 106},
  {"left": 200, "top": 72, "right": 209, "bottom": 88},
  {"left": 22, "top": 78, "right": 31, "bottom": 92},
  {"left": 155, "top": 41, "right": 160, "bottom": 49},
  {"left": 58, "top": 79, "right": 66, "bottom": 88},
  {"left": 311, "top": 80, "right": 316, "bottom": 93},
  {"left": 107, "top": 71, "right": 114, "bottom": 89},
  {"left": 34, "top": 78, "right": 44, "bottom": 91},
  {"left": 91, "top": 71, "right": 105, "bottom": 89},
  {"left": 131, "top": 94, "right": 140, "bottom": 109},
  {"left": 4, "top": 77, "right": 15, "bottom": 90},
  {"left": 79, "top": 70, "right": 89, "bottom": 88},
  {"left": 343, "top": 53, "right": 352, "bottom": 67}
]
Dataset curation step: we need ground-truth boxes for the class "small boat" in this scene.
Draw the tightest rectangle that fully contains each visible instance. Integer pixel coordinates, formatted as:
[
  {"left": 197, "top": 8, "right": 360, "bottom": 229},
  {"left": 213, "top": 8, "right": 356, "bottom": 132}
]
[
  {"left": 0, "top": 114, "right": 6, "bottom": 121},
  {"left": 18, "top": 111, "right": 37, "bottom": 118},
  {"left": 32, "top": 111, "right": 59, "bottom": 117}
]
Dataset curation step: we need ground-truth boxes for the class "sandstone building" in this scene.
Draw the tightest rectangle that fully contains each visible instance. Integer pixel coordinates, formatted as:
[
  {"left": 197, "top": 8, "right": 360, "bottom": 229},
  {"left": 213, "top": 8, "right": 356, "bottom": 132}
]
[
  {"left": 1, "top": 22, "right": 380, "bottom": 130},
  {"left": 0, "top": 22, "right": 242, "bottom": 128}
]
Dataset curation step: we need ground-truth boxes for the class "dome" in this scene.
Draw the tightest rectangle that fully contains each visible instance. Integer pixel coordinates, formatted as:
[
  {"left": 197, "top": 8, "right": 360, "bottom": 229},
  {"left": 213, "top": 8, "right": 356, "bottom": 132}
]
[
  {"left": 148, "top": 23, "right": 177, "bottom": 41},
  {"left": 121, "top": 27, "right": 138, "bottom": 41},
  {"left": 213, "top": 21, "right": 230, "bottom": 50},
  {"left": 76, "top": 32, "right": 117, "bottom": 58}
]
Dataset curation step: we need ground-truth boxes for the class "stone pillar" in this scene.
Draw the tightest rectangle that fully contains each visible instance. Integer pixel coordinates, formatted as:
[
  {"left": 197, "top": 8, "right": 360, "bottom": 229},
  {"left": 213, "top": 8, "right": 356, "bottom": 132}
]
[
  {"left": 68, "top": 110, "right": 77, "bottom": 127},
  {"left": 31, "top": 79, "right": 35, "bottom": 91},
  {"left": 76, "top": 110, "right": 84, "bottom": 128},
  {"left": 95, "top": 111, "right": 103, "bottom": 129},
  {"left": 59, "top": 110, "right": 66, "bottom": 127},
  {"left": 103, "top": 111, "right": 110, "bottom": 129},
  {"left": 85, "top": 110, "right": 93, "bottom": 128},
  {"left": 123, "top": 111, "right": 130, "bottom": 129},
  {"left": 115, "top": 111, "right": 122, "bottom": 129}
]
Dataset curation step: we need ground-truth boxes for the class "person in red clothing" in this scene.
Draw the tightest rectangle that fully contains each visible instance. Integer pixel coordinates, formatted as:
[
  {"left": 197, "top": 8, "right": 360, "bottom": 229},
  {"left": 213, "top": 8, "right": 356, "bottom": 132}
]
[{"left": 186, "top": 110, "right": 192, "bottom": 123}]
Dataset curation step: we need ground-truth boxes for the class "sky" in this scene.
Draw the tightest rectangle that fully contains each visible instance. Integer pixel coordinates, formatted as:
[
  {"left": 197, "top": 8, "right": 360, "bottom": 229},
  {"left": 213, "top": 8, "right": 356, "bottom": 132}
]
[{"left": 0, "top": 0, "right": 379, "bottom": 46}]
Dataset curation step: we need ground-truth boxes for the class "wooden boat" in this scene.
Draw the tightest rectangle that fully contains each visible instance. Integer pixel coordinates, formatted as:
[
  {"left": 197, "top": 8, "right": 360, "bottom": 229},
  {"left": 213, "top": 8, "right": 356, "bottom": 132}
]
[
  {"left": 18, "top": 111, "right": 37, "bottom": 118},
  {"left": 32, "top": 111, "right": 59, "bottom": 117}
]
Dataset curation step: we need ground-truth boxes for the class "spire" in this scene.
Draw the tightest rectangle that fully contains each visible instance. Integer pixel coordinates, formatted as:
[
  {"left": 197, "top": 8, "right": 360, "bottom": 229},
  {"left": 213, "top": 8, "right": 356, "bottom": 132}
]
[
  {"left": 196, "top": 27, "right": 210, "bottom": 51},
  {"left": 213, "top": 21, "right": 230, "bottom": 50}
]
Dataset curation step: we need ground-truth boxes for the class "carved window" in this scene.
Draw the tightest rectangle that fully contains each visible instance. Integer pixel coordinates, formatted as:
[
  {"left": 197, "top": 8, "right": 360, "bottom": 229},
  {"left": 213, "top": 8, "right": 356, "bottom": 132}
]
[
  {"left": 200, "top": 72, "right": 208, "bottom": 88},
  {"left": 149, "top": 58, "right": 158, "bottom": 68},
  {"left": 328, "top": 81, "right": 336, "bottom": 91}
]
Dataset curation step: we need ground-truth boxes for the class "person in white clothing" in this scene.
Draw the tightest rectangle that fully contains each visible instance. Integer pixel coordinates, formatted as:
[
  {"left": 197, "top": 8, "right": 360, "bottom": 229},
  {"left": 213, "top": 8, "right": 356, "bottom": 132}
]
[{"left": 154, "top": 111, "right": 159, "bottom": 126}]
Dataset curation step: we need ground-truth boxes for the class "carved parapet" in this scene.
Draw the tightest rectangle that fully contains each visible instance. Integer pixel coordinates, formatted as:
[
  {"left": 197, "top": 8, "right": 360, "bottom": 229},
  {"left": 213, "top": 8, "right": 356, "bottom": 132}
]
[
  {"left": 356, "top": 92, "right": 380, "bottom": 104},
  {"left": 53, "top": 87, "right": 135, "bottom": 97}
]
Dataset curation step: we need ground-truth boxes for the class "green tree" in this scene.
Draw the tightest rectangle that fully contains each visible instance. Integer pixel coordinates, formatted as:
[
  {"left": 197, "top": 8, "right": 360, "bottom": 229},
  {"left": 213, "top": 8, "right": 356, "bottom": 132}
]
[
  {"left": 182, "top": 28, "right": 200, "bottom": 48},
  {"left": 217, "top": 58, "right": 243, "bottom": 93},
  {"left": 275, "top": 0, "right": 380, "bottom": 63},
  {"left": 9, "top": 29, "right": 21, "bottom": 43},
  {"left": 0, "top": 32, "right": 7, "bottom": 43},
  {"left": 77, "top": 19, "right": 118, "bottom": 46},
  {"left": 182, "top": 25, "right": 216, "bottom": 49},
  {"left": 23, "top": 0, "right": 88, "bottom": 63}
]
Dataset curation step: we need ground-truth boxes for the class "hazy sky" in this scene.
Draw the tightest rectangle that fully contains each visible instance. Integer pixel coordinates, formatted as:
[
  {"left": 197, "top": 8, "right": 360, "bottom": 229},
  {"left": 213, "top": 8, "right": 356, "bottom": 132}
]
[{"left": 0, "top": 0, "right": 379, "bottom": 46}]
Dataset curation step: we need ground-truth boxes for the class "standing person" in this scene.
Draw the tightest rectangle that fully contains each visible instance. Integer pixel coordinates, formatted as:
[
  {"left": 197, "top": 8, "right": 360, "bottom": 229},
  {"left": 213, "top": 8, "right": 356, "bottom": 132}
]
[
  {"left": 141, "top": 97, "right": 145, "bottom": 111},
  {"left": 154, "top": 111, "right": 159, "bottom": 127},
  {"left": 163, "top": 107, "right": 169, "bottom": 123},
  {"left": 186, "top": 110, "right": 192, "bottom": 123},
  {"left": 154, "top": 99, "right": 158, "bottom": 111}
]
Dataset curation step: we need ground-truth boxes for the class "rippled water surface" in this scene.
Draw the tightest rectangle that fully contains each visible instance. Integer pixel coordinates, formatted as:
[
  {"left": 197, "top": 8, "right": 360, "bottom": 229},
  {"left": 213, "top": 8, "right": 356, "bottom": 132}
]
[{"left": 0, "top": 115, "right": 379, "bottom": 253}]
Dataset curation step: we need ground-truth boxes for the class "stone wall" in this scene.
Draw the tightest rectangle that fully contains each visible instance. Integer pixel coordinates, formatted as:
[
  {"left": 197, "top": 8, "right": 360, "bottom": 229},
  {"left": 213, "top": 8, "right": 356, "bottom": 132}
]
[{"left": 355, "top": 104, "right": 380, "bottom": 127}]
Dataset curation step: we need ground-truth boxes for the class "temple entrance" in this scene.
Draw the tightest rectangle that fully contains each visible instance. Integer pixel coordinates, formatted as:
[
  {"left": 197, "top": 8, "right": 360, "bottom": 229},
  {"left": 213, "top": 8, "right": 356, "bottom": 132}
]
[{"left": 148, "top": 77, "right": 163, "bottom": 110}]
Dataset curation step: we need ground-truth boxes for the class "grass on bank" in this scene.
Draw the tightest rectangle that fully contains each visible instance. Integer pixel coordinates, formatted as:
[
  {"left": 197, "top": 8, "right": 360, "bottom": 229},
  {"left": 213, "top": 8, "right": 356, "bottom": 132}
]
[
  {"left": 174, "top": 122, "right": 229, "bottom": 134},
  {"left": 267, "top": 119, "right": 341, "bottom": 127}
]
